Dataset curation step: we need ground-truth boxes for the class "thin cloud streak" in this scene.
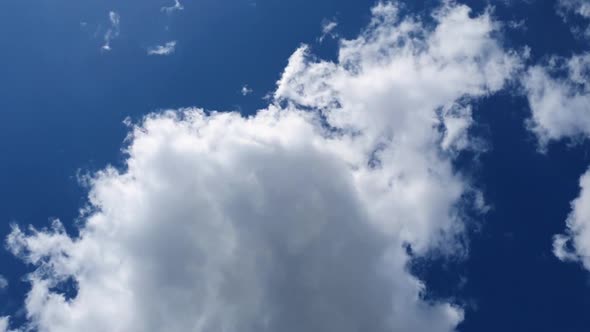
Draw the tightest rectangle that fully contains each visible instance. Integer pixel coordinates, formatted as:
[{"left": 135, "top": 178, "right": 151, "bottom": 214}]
[
  {"left": 102, "top": 11, "right": 120, "bottom": 51},
  {"left": 161, "top": 0, "right": 184, "bottom": 14},
  {"left": 147, "top": 41, "right": 177, "bottom": 56}
]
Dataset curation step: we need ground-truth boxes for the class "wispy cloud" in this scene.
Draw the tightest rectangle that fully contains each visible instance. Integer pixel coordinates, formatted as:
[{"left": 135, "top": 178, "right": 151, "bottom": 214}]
[
  {"left": 558, "top": 0, "right": 590, "bottom": 39},
  {"left": 240, "top": 85, "right": 253, "bottom": 96},
  {"left": 147, "top": 41, "right": 177, "bottom": 56},
  {"left": 0, "top": 275, "right": 7, "bottom": 290},
  {"left": 102, "top": 11, "right": 120, "bottom": 51},
  {"left": 319, "top": 20, "right": 338, "bottom": 42},
  {"left": 161, "top": 0, "right": 184, "bottom": 14}
]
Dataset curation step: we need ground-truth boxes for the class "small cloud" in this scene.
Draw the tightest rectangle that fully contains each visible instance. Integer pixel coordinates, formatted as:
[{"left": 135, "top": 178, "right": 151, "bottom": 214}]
[
  {"left": 319, "top": 20, "right": 338, "bottom": 42},
  {"left": 0, "top": 275, "right": 8, "bottom": 290},
  {"left": 102, "top": 11, "right": 120, "bottom": 51},
  {"left": 162, "top": 0, "right": 184, "bottom": 14},
  {"left": 148, "top": 41, "right": 177, "bottom": 56},
  {"left": 241, "top": 85, "right": 253, "bottom": 96},
  {"left": 506, "top": 19, "right": 527, "bottom": 31}
]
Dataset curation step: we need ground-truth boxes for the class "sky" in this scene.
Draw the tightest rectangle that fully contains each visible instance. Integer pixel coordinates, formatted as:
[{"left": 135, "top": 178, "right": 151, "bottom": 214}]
[{"left": 1, "top": 0, "right": 590, "bottom": 331}]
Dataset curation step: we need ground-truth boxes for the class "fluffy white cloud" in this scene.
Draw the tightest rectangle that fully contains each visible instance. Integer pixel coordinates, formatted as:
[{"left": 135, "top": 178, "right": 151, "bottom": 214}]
[
  {"left": 102, "top": 11, "right": 120, "bottom": 51},
  {"left": 0, "top": 318, "right": 9, "bottom": 332},
  {"left": 0, "top": 317, "right": 17, "bottom": 332},
  {"left": 553, "top": 170, "right": 590, "bottom": 269},
  {"left": 147, "top": 41, "right": 177, "bottom": 56},
  {"left": 524, "top": 53, "right": 590, "bottom": 146},
  {"left": 6, "top": 2, "right": 519, "bottom": 332}
]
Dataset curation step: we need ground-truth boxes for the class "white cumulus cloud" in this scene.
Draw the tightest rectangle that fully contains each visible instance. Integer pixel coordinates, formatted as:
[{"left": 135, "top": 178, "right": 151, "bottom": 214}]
[
  {"left": 524, "top": 53, "right": 590, "bottom": 147},
  {"left": 147, "top": 41, "right": 177, "bottom": 56},
  {"left": 0, "top": 317, "right": 17, "bottom": 332},
  {"left": 0, "top": 318, "right": 9, "bottom": 332},
  {"left": 553, "top": 170, "right": 590, "bottom": 269},
  {"left": 5, "top": 2, "right": 520, "bottom": 332}
]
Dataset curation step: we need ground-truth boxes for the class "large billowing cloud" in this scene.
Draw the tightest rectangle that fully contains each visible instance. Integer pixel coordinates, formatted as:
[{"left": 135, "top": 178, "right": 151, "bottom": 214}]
[
  {"left": 4, "top": 2, "right": 519, "bottom": 331},
  {"left": 523, "top": 53, "right": 590, "bottom": 268}
]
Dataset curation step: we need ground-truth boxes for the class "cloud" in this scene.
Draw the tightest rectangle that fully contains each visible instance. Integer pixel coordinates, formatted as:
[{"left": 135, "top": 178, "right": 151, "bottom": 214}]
[
  {"left": 506, "top": 19, "right": 527, "bottom": 31},
  {"left": 5, "top": 2, "right": 519, "bottom": 331},
  {"left": 559, "top": 0, "right": 590, "bottom": 19},
  {"left": 319, "top": 20, "right": 338, "bottom": 42},
  {"left": 241, "top": 85, "right": 253, "bottom": 96},
  {"left": 523, "top": 53, "right": 590, "bottom": 147},
  {"left": 147, "top": 41, "right": 177, "bottom": 56},
  {"left": 558, "top": 0, "right": 590, "bottom": 38},
  {"left": 102, "top": 11, "right": 120, "bottom": 51},
  {"left": 0, "top": 275, "right": 7, "bottom": 290},
  {"left": 0, "top": 316, "right": 18, "bottom": 332},
  {"left": 522, "top": 40, "right": 590, "bottom": 269},
  {"left": 161, "top": 0, "right": 184, "bottom": 14},
  {"left": 553, "top": 170, "right": 590, "bottom": 269},
  {"left": 0, "top": 318, "right": 11, "bottom": 332}
]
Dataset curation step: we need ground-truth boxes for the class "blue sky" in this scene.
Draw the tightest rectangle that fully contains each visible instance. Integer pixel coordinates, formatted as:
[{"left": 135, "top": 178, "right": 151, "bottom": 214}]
[{"left": 1, "top": 0, "right": 590, "bottom": 331}]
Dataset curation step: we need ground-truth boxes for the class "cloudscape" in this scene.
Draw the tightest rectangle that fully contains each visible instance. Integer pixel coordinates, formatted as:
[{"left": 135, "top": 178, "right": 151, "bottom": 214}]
[{"left": 1, "top": 0, "right": 590, "bottom": 331}]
